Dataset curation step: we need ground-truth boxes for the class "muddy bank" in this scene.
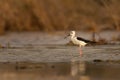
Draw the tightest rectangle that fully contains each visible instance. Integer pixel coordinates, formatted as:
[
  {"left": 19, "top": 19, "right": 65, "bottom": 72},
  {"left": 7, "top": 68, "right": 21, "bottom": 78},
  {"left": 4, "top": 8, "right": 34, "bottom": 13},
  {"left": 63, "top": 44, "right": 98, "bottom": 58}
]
[{"left": 0, "top": 31, "right": 119, "bottom": 46}]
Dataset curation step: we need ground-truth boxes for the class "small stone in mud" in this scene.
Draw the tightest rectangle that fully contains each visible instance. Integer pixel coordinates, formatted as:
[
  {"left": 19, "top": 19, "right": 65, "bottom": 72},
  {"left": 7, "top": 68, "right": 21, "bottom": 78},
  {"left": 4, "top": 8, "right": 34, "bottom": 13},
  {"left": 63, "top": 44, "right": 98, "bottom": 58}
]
[
  {"left": 51, "top": 65, "right": 55, "bottom": 69},
  {"left": 18, "top": 66, "right": 27, "bottom": 69},
  {"left": 93, "top": 59, "right": 103, "bottom": 62}
]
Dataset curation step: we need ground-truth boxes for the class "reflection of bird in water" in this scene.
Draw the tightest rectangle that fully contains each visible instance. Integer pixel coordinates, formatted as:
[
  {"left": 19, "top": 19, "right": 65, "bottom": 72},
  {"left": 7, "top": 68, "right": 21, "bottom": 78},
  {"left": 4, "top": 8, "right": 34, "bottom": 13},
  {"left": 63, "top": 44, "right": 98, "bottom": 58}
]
[{"left": 65, "top": 31, "right": 96, "bottom": 56}]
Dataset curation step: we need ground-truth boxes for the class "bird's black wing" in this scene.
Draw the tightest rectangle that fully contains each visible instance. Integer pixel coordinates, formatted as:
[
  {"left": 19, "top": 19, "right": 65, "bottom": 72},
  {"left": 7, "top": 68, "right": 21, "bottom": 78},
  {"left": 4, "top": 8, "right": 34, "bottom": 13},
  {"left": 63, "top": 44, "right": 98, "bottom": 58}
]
[{"left": 77, "top": 37, "right": 96, "bottom": 43}]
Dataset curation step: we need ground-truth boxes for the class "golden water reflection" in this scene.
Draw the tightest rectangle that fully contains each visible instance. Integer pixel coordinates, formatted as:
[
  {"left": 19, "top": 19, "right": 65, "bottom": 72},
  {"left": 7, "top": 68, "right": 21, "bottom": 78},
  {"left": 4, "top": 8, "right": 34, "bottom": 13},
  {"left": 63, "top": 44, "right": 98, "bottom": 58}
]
[{"left": 0, "top": 61, "right": 120, "bottom": 80}]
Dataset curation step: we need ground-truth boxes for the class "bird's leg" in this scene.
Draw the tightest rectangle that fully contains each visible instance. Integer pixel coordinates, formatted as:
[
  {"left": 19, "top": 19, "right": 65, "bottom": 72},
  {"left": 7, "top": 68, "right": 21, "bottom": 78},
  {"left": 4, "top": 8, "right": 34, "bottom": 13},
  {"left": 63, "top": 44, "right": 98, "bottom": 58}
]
[{"left": 79, "top": 46, "right": 82, "bottom": 57}]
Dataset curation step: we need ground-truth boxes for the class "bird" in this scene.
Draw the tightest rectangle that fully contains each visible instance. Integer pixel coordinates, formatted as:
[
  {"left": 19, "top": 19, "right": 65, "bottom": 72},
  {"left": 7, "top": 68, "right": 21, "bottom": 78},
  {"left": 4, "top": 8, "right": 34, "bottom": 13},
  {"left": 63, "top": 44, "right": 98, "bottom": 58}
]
[{"left": 65, "top": 31, "right": 96, "bottom": 56}]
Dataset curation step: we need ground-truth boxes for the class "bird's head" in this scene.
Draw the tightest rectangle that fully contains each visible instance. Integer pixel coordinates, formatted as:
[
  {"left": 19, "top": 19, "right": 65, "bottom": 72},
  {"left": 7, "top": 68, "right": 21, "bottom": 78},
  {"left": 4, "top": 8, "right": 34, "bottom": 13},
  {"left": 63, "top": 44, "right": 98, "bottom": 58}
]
[
  {"left": 70, "top": 31, "right": 75, "bottom": 36},
  {"left": 64, "top": 31, "right": 75, "bottom": 39}
]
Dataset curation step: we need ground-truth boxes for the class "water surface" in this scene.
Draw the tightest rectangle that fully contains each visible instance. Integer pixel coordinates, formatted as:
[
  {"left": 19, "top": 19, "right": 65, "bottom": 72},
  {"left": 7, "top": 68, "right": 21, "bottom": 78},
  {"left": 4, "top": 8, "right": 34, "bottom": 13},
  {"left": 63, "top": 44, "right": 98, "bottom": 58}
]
[
  {"left": 0, "top": 32, "right": 120, "bottom": 80},
  {"left": 0, "top": 62, "right": 120, "bottom": 80}
]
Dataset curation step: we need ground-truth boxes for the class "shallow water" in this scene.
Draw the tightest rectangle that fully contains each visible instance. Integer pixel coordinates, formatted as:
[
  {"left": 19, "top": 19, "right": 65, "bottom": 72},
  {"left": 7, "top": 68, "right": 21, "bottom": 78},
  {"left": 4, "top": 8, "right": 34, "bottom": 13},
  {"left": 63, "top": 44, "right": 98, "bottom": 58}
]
[
  {"left": 0, "top": 62, "right": 120, "bottom": 80},
  {"left": 0, "top": 32, "right": 120, "bottom": 80},
  {"left": 0, "top": 44, "right": 120, "bottom": 62},
  {"left": 0, "top": 44, "right": 120, "bottom": 80}
]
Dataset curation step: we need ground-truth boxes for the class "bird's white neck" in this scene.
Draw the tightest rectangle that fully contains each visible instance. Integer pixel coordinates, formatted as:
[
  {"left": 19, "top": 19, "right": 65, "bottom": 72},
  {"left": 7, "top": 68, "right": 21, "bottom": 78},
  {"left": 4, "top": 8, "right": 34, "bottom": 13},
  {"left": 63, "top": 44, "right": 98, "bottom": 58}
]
[{"left": 70, "top": 34, "right": 75, "bottom": 39}]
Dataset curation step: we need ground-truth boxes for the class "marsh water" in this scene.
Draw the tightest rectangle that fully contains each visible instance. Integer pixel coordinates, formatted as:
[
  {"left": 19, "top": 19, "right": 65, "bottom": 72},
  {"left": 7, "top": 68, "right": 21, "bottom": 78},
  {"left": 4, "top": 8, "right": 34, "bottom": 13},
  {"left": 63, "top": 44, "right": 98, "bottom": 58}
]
[
  {"left": 0, "top": 44, "right": 120, "bottom": 80},
  {"left": 0, "top": 32, "right": 120, "bottom": 80},
  {"left": 0, "top": 61, "right": 120, "bottom": 80}
]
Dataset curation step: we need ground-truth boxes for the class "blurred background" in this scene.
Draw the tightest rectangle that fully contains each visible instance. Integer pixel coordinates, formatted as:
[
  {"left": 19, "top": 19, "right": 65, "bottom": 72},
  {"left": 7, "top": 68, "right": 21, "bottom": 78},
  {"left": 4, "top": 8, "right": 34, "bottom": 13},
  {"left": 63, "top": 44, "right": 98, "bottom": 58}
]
[{"left": 0, "top": 0, "right": 120, "bottom": 34}]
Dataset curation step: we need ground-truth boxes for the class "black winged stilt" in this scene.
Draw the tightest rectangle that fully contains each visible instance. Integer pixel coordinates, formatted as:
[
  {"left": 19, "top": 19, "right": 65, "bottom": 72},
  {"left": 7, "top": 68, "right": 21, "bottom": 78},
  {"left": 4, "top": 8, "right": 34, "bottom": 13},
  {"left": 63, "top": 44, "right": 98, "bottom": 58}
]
[{"left": 65, "top": 31, "right": 96, "bottom": 56}]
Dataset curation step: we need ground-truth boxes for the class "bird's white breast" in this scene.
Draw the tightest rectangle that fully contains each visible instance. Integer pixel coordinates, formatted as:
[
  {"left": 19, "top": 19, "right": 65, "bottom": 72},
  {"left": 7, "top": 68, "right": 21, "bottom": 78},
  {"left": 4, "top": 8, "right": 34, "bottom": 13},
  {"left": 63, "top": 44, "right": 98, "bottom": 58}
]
[{"left": 71, "top": 37, "right": 87, "bottom": 46}]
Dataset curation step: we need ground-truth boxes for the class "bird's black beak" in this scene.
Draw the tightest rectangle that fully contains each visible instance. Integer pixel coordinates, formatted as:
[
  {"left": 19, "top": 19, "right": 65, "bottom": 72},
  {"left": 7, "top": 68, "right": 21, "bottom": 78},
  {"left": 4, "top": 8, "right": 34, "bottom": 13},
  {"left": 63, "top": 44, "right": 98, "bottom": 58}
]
[{"left": 64, "top": 34, "right": 70, "bottom": 39}]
